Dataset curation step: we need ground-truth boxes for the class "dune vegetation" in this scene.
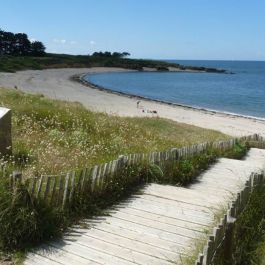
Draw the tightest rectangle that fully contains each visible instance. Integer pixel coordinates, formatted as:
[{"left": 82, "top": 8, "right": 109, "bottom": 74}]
[
  {"left": 0, "top": 87, "right": 250, "bottom": 262},
  {"left": 0, "top": 87, "right": 229, "bottom": 177}
]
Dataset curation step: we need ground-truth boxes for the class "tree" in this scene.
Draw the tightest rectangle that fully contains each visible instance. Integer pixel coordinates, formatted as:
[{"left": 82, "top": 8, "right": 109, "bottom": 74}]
[
  {"left": 92, "top": 51, "right": 131, "bottom": 59},
  {"left": 121, "top": 52, "right": 130, "bottom": 58},
  {"left": 0, "top": 29, "right": 15, "bottom": 55},
  {"left": 31, "top": 41, "right": 46, "bottom": 56},
  {"left": 112, "top": 52, "right": 122, "bottom": 58},
  {"left": 0, "top": 28, "right": 46, "bottom": 56},
  {"left": 14, "top": 33, "right": 32, "bottom": 55}
]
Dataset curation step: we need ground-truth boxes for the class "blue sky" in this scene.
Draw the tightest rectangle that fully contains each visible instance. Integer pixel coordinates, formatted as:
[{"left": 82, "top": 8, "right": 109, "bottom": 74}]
[{"left": 1, "top": 0, "right": 265, "bottom": 60}]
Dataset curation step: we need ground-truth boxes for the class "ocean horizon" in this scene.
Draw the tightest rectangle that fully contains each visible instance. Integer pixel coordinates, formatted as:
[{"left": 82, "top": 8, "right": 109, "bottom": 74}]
[{"left": 85, "top": 60, "right": 265, "bottom": 119}]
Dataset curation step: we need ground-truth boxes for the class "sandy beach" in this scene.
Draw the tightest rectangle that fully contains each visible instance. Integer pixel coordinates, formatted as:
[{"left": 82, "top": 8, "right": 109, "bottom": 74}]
[{"left": 0, "top": 67, "right": 265, "bottom": 137}]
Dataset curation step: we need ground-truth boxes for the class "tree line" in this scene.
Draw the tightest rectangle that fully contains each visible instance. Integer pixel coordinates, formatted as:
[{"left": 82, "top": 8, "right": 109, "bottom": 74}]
[
  {"left": 0, "top": 29, "right": 46, "bottom": 56},
  {"left": 91, "top": 51, "right": 130, "bottom": 58}
]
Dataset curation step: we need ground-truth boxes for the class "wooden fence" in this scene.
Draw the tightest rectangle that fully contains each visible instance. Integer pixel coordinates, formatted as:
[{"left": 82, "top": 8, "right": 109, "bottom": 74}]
[
  {"left": 9, "top": 137, "right": 238, "bottom": 208},
  {"left": 5, "top": 134, "right": 265, "bottom": 211},
  {"left": 194, "top": 172, "right": 265, "bottom": 265}
]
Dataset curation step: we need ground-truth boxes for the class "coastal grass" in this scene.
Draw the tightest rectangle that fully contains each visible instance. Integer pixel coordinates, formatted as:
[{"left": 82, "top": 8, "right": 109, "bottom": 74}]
[
  {"left": 0, "top": 87, "right": 229, "bottom": 176},
  {"left": 0, "top": 53, "right": 226, "bottom": 73},
  {"left": 0, "top": 143, "right": 248, "bottom": 255},
  {"left": 212, "top": 183, "right": 265, "bottom": 265},
  {"left": 0, "top": 87, "right": 246, "bottom": 262},
  {"left": 0, "top": 54, "right": 179, "bottom": 73},
  {"left": 182, "top": 206, "right": 228, "bottom": 265}
]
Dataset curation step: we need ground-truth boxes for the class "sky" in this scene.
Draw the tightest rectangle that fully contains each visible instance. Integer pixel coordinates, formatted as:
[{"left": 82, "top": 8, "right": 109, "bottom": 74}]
[{"left": 1, "top": 0, "right": 265, "bottom": 60}]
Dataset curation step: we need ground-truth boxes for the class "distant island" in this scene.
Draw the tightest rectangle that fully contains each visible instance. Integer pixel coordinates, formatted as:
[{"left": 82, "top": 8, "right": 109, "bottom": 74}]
[{"left": 0, "top": 28, "right": 227, "bottom": 73}]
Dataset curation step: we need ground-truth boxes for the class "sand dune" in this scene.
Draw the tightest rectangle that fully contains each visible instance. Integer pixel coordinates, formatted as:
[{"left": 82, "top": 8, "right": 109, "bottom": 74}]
[{"left": 1, "top": 67, "right": 265, "bottom": 137}]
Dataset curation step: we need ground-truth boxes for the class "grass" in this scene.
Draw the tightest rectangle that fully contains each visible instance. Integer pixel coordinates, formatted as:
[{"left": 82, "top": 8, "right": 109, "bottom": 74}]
[
  {"left": 0, "top": 87, "right": 247, "bottom": 263},
  {"left": 0, "top": 54, "right": 226, "bottom": 73},
  {"left": 231, "top": 184, "right": 265, "bottom": 265},
  {"left": 0, "top": 87, "right": 228, "bottom": 176},
  {"left": 0, "top": 53, "right": 173, "bottom": 72},
  {"left": 209, "top": 174, "right": 265, "bottom": 265}
]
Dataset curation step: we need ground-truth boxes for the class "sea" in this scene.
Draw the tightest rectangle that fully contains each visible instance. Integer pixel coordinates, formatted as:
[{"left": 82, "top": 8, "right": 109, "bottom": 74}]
[{"left": 84, "top": 60, "right": 265, "bottom": 119}]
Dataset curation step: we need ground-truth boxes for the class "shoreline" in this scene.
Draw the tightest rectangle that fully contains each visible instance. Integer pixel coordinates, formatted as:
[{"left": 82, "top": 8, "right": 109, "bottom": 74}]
[
  {"left": 0, "top": 67, "right": 265, "bottom": 137},
  {"left": 77, "top": 73, "right": 265, "bottom": 123}
]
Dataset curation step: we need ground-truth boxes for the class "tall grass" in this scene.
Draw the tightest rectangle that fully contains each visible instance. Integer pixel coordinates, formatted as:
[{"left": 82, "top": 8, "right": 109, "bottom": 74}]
[
  {"left": 211, "top": 183, "right": 265, "bottom": 265},
  {"left": 0, "top": 87, "right": 228, "bottom": 176},
  {"left": 0, "top": 87, "right": 240, "bottom": 260},
  {"left": 0, "top": 142, "right": 248, "bottom": 253},
  {"left": 0, "top": 54, "right": 225, "bottom": 73}
]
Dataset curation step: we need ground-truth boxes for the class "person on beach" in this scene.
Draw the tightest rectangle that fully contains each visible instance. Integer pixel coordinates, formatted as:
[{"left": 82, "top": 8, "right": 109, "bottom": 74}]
[{"left": 137, "top": 100, "right": 141, "bottom": 108}]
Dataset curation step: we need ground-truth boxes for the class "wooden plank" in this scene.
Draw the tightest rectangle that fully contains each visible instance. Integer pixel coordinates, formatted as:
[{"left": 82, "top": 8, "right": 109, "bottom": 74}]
[
  {"left": 122, "top": 200, "right": 212, "bottom": 225},
  {"left": 25, "top": 253, "right": 63, "bottom": 265},
  {"left": 112, "top": 206, "right": 207, "bottom": 231},
  {"left": 57, "top": 175, "right": 64, "bottom": 207},
  {"left": 134, "top": 194, "right": 215, "bottom": 214},
  {"left": 123, "top": 197, "right": 213, "bottom": 221},
  {"left": 69, "top": 171, "right": 76, "bottom": 203},
  {"left": 87, "top": 215, "right": 193, "bottom": 245},
  {"left": 36, "top": 243, "right": 102, "bottom": 265},
  {"left": 62, "top": 173, "right": 70, "bottom": 209},
  {"left": 37, "top": 175, "right": 44, "bottom": 199},
  {"left": 44, "top": 176, "right": 51, "bottom": 201},
  {"left": 25, "top": 148, "right": 265, "bottom": 265},
  {"left": 79, "top": 168, "right": 87, "bottom": 193},
  {"left": 107, "top": 211, "right": 203, "bottom": 238},
  {"left": 50, "top": 177, "right": 57, "bottom": 205},
  {"left": 70, "top": 221, "right": 188, "bottom": 253},
  {"left": 70, "top": 229, "right": 178, "bottom": 264},
  {"left": 49, "top": 240, "right": 139, "bottom": 265},
  {"left": 31, "top": 177, "right": 38, "bottom": 197},
  {"left": 64, "top": 232, "right": 179, "bottom": 264},
  {"left": 91, "top": 165, "right": 98, "bottom": 192},
  {"left": 145, "top": 184, "right": 225, "bottom": 202},
  {"left": 143, "top": 188, "right": 220, "bottom": 208}
]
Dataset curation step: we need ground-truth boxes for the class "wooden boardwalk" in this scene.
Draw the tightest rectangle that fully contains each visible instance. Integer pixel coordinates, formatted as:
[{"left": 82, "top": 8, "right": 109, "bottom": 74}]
[{"left": 25, "top": 148, "right": 265, "bottom": 265}]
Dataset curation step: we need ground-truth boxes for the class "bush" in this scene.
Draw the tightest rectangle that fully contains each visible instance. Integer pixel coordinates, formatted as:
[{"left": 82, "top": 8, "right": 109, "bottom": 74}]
[
  {"left": 0, "top": 179, "right": 63, "bottom": 250},
  {"left": 231, "top": 185, "right": 265, "bottom": 265}
]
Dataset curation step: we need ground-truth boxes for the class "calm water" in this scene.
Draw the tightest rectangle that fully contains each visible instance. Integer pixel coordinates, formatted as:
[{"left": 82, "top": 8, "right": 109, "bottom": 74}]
[{"left": 85, "top": 60, "right": 265, "bottom": 119}]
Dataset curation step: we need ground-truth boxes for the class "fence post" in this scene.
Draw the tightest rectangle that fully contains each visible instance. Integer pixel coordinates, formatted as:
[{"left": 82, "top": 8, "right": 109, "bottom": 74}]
[
  {"left": 43, "top": 176, "right": 51, "bottom": 201},
  {"left": 69, "top": 171, "right": 76, "bottom": 203},
  {"left": 223, "top": 214, "right": 236, "bottom": 264},
  {"left": 50, "top": 177, "right": 57, "bottom": 205},
  {"left": 62, "top": 173, "right": 70, "bottom": 209},
  {"left": 91, "top": 165, "right": 99, "bottom": 192},
  {"left": 37, "top": 175, "right": 44, "bottom": 198},
  {"left": 12, "top": 171, "right": 22, "bottom": 185},
  {"left": 57, "top": 174, "right": 64, "bottom": 207},
  {"left": 31, "top": 177, "right": 37, "bottom": 196}
]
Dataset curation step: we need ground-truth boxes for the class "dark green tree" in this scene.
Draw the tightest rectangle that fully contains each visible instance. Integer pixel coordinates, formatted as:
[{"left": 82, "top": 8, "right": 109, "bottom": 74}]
[
  {"left": 0, "top": 29, "right": 46, "bottom": 56},
  {"left": 14, "top": 33, "right": 31, "bottom": 55},
  {"left": 31, "top": 41, "right": 46, "bottom": 56},
  {"left": 121, "top": 52, "right": 130, "bottom": 57}
]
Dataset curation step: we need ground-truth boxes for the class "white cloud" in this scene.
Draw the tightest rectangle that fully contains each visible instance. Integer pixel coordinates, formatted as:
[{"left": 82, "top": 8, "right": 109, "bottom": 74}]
[
  {"left": 89, "top": 40, "right": 96, "bottom": 45},
  {"left": 30, "top": 38, "right": 36, "bottom": 42},
  {"left": 70, "top": 41, "right": 77, "bottom": 45},
  {"left": 53, "top": 38, "right": 67, "bottom": 44}
]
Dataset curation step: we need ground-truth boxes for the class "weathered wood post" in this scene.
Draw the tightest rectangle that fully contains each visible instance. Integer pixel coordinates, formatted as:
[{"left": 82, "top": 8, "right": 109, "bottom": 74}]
[
  {"left": 223, "top": 207, "right": 236, "bottom": 264},
  {"left": 11, "top": 171, "right": 22, "bottom": 186},
  {"left": 0, "top": 107, "right": 12, "bottom": 156}
]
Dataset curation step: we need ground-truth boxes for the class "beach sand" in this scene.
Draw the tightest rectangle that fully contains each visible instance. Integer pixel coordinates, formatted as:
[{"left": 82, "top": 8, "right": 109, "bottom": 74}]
[{"left": 0, "top": 67, "right": 265, "bottom": 137}]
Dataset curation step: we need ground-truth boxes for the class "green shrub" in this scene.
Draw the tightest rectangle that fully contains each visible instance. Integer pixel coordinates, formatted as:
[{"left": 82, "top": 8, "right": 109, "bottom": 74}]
[
  {"left": 222, "top": 142, "right": 248, "bottom": 160},
  {"left": 0, "top": 179, "right": 63, "bottom": 250},
  {"left": 231, "top": 185, "right": 265, "bottom": 265}
]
